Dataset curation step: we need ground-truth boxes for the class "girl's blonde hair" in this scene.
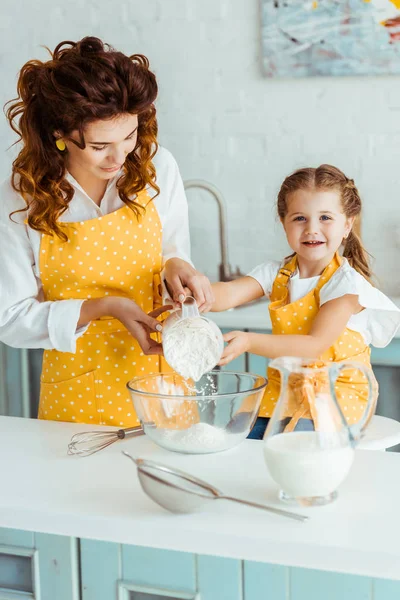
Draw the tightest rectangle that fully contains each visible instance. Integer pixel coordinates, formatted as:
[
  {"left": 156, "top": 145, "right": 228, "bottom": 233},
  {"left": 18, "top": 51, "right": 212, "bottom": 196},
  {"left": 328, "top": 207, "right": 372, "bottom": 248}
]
[{"left": 277, "top": 164, "right": 372, "bottom": 282}]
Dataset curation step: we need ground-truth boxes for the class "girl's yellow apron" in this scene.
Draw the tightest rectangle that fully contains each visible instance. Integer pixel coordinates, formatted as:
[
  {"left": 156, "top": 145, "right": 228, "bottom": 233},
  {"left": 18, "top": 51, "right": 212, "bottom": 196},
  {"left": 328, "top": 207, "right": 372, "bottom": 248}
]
[
  {"left": 260, "top": 252, "right": 378, "bottom": 425},
  {"left": 38, "top": 190, "right": 172, "bottom": 427}
]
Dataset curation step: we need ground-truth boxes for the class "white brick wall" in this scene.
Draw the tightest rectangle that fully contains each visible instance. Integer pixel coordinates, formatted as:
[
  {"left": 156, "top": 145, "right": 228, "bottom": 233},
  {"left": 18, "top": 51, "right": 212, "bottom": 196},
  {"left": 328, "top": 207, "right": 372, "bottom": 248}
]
[{"left": 1, "top": 0, "right": 399, "bottom": 292}]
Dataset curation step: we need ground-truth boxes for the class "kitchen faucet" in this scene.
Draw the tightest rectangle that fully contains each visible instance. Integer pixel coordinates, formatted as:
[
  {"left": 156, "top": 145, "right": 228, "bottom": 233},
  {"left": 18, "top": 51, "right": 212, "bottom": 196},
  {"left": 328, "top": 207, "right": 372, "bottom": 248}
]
[{"left": 183, "top": 179, "right": 244, "bottom": 282}]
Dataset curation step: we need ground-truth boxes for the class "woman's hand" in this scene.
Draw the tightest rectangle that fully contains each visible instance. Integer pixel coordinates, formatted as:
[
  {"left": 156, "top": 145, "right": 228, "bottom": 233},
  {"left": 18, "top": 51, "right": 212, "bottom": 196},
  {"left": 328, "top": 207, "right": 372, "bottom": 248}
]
[
  {"left": 163, "top": 258, "right": 214, "bottom": 312},
  {"left": 79, "top": 297, "right": 172, "bottom": 355},
  {"left": 117, "top": 302, "right": 173, "bottom": 355},
  {"left": 218, "top": 330, "right": 250, "bottom": 366}
]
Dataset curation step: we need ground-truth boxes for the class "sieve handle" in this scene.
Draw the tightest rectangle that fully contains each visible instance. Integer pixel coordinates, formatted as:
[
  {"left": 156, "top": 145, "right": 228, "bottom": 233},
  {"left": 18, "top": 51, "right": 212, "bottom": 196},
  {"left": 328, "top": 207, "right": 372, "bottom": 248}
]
[{"left": 220, "top": 495, "right": 309, "bottom": 522}]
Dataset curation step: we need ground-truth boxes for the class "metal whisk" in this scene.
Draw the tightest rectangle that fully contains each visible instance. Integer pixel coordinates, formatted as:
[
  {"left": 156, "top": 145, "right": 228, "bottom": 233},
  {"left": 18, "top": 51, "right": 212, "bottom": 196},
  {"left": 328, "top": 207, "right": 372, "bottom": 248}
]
[{"left": 68, "top": 426, "right": 144, "bottom": 457}]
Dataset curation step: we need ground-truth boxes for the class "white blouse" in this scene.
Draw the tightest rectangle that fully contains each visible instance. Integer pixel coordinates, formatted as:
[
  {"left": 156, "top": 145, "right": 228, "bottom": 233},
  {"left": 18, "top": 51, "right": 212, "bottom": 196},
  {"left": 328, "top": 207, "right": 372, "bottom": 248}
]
[
  {"left": 0, "top": 146, "right": 191, "bottom": 353},
  {"left": 248, "top": 258, "right": 400, "bottom": 347}
]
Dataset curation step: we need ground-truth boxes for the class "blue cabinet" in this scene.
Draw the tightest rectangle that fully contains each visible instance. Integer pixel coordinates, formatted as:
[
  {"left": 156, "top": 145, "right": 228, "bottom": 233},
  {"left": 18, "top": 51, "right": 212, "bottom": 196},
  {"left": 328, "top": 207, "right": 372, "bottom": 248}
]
[
  {"left": 1, "top": 527, "right": 400, "bottom": 600},
  {"left": 0, "top": 345, "right": 32, "bottom": 418}
]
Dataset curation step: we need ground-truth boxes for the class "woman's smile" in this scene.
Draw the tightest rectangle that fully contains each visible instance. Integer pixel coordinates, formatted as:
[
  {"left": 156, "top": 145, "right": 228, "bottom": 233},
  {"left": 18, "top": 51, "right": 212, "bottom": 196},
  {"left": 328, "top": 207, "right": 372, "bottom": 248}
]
[{"left": 100, "top": 165, "right": 122, "bottom": 172}]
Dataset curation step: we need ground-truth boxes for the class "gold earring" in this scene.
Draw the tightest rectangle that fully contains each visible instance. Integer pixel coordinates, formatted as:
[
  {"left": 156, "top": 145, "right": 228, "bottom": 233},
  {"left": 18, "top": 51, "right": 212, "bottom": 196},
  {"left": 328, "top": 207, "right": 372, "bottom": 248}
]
[{"left": 56, "top": 139, "right": 66, "bottom": 152}]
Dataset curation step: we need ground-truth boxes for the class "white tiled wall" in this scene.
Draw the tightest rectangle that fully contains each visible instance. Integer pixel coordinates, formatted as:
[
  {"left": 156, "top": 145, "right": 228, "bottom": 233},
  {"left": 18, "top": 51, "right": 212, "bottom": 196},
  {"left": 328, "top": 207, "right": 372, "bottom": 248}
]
[{"left": 1, "top": 0, "right": 399, "bottom": 291}]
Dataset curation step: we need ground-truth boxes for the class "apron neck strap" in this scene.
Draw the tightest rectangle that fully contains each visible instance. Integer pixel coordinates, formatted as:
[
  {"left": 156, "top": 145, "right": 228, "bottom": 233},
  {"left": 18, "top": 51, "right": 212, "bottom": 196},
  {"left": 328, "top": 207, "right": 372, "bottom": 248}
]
[
  {"left": 274, "top": 254, "right": 298, "bottom": 288},
  {"left": 314, "top": 252, "right": 342, "bottom": 294}
]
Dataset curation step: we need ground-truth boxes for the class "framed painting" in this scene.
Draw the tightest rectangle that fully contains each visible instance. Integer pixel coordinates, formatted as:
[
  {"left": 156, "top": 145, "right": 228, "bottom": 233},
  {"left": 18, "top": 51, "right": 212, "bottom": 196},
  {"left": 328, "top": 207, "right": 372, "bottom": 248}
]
[{"left": 261, "top": 0, "right": 400, "bottom": 77}]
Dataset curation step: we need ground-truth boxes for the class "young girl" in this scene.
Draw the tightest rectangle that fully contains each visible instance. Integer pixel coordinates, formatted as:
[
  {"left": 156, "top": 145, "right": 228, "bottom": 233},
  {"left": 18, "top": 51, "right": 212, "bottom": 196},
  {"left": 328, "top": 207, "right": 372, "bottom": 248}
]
[{"left": 211, "top": 164, "right": 400, "bottom": 439}]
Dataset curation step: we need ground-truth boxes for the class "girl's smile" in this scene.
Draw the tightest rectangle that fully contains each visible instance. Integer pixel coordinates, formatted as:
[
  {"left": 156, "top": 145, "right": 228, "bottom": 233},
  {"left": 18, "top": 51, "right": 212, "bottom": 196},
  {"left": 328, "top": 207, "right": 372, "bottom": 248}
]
[{"left": 302, "top": 240, "right": 325, "bottom": 247}]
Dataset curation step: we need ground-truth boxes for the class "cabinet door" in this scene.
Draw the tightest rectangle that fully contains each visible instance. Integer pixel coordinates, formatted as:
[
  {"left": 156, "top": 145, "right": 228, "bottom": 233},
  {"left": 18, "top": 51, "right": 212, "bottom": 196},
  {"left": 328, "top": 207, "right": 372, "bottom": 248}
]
[
  {"left": 0, "top": 528, "right": 79, "bottom": 600},
  {"left": 81, "top": 539, "right": 246, "bottom": 600},
  {"left": 371, "top": 339, "right": 400, "bottom": 367},
  {"left": 247, "top": 330, "right": 269, "bottom": 377},
  {"left": 371, "top": 339, "right": 400, "bottom": 438},
  {"left": 248, "top": 353, "right": 268, "bottom": 377},
  {"left": 0, "top": 530, "right": 37, "bottom": 600},
  {"left": 81, "top": 540, "right": 198, "bottom": 600},
  {"left": 0, "top": 345, "right": 30, "bottom": 418},
  {"left": 0, "top": 345, "right": 43, "bottom": 419}
]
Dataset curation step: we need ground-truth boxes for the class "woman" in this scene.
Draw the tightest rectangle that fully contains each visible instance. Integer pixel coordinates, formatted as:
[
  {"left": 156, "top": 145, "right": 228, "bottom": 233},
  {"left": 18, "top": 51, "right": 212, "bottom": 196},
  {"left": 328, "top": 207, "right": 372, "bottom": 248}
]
[{"left": 0, "top": 36, "right": 213, "bottom": 426}]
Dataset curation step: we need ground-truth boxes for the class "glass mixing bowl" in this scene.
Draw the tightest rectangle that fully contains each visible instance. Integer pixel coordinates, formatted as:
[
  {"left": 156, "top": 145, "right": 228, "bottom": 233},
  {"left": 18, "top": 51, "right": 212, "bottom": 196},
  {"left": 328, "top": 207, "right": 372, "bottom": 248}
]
[{"left": 127, "top": 371, "right": 267, "bottom": 454}]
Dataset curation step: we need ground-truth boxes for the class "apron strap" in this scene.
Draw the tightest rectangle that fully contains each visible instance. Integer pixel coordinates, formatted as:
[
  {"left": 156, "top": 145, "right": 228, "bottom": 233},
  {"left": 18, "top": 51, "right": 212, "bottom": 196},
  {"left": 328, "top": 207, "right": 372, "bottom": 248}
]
[
  {"left": 313, "top": 252, "right": 342, "bottom": 304},
  {"left": 270, "top": 255, "right": 298, "bottom": 304}
]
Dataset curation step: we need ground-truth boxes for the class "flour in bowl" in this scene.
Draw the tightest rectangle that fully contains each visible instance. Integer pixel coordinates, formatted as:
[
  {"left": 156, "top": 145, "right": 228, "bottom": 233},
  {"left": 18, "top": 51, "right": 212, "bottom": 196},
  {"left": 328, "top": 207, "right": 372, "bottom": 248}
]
[
  {"left": 163, "top": 317, "right": 223, "bottom": 381},
  {"left": 156, "top": 422, "right": 242, "bottom": 452}
]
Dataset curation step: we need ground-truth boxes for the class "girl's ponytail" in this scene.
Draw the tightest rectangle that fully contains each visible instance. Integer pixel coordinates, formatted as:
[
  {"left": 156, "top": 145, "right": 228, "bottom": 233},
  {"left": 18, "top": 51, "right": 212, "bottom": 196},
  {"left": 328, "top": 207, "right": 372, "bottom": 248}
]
[
  {"left": 341, "top": 179, "right": 372, "bottom": 283},
  {"left": 342, "top": 223, "right": 372, "bottom": 282}
]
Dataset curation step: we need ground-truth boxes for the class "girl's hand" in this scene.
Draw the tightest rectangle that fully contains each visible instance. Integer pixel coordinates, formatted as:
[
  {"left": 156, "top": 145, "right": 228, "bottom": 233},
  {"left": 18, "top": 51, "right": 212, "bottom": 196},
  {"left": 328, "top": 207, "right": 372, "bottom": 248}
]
[
  {"left": 218, "top": 330, "right": 250, "bottom": 366},
  {"left": 163, "top": 258, "right": 214, "bottom": 312}
]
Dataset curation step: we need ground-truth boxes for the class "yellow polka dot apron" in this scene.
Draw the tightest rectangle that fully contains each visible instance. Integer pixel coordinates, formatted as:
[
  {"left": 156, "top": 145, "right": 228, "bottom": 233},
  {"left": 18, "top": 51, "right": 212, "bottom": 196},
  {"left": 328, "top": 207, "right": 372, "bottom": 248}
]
[
  {"left": 38, "top": 190, "right": 168, "bottom": 427},
  {"left": 260, "top": 252, "right": 378, "bottom": 425}
]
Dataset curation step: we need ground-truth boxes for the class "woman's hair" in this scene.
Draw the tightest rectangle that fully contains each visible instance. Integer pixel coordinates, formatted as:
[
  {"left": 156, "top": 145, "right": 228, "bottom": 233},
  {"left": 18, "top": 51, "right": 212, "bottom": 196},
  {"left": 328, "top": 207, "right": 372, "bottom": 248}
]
[
  {"left": 277, "top": 164, "right": 372, "bottom": 281},
  {"left": 5, "top": 36, "right": 159, "bottom": 240}
]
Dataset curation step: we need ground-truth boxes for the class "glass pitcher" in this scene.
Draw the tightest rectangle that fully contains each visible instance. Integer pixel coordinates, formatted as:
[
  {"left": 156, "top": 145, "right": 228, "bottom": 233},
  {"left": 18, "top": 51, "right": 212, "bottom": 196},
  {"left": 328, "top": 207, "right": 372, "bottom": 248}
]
[{"left": 263, "top": 357, "right": 377, "bottom": 506}]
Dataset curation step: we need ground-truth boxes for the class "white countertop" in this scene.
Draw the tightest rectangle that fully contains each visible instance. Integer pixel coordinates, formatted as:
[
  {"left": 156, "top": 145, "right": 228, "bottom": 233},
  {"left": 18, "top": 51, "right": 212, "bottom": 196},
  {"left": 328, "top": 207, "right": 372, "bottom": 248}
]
[
  {"left": 208, "top": 297, "right": 400, "bottom": 338},
  {"left": 2, "top": 416, "right": 400, "bottom": 580}
]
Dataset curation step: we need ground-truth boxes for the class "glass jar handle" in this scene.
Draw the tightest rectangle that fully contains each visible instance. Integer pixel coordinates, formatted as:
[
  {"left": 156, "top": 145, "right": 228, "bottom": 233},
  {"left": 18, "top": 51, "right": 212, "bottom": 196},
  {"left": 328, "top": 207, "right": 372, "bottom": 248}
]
[
  {"left": 328, "top": 361, "right": 376, "bottom": 443},
  {"left": 262, "top": 364, "right": 290, "bottom": 440},
  {"left": 181, "top": 296, "right": 200, "bottom": 319}
]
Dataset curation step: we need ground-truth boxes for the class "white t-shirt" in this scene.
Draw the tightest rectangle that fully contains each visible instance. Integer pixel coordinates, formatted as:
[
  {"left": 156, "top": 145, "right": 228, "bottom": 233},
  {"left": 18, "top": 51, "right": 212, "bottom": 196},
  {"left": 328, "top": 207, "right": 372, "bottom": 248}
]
[
  {"left": 0, "top": 146, "right": 191, "bottom": 353},
  {"left": 248, "top": 258, "right": 400, "bottom": 347}
]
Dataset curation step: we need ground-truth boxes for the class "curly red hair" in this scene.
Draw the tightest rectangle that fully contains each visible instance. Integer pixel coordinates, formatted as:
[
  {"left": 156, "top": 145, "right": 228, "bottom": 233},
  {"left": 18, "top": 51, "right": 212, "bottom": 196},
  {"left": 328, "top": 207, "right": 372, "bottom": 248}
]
[{"left": 5, "top": 36, "right": 159, "bottom": 240}]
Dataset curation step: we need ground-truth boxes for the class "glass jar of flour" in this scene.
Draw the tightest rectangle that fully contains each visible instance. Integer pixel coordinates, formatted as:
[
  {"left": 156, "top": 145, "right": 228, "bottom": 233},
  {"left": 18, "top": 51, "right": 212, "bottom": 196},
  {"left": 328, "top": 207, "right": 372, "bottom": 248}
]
[{"left": 162, "top": 297, "right": 224, "bottom": 381}]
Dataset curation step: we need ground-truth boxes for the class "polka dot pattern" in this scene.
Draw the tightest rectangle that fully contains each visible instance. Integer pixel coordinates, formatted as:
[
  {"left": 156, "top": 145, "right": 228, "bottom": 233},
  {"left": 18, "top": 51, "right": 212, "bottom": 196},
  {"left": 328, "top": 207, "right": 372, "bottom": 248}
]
[
  {"left": 38, "top": 192, "right": 165, "bottom": 427},
  {"left": 259, "top": 252, "right": 378, "bottom": 425}
]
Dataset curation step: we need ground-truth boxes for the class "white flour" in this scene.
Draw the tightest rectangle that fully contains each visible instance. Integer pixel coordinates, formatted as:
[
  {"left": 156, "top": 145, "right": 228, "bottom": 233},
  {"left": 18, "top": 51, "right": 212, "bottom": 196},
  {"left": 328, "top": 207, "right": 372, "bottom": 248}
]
[
  {"left": 163, "top": 317, "right": 222, "bottom": 381},
  {"left": 156, "top": 422, "right": 241, "bottom": 452}
]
